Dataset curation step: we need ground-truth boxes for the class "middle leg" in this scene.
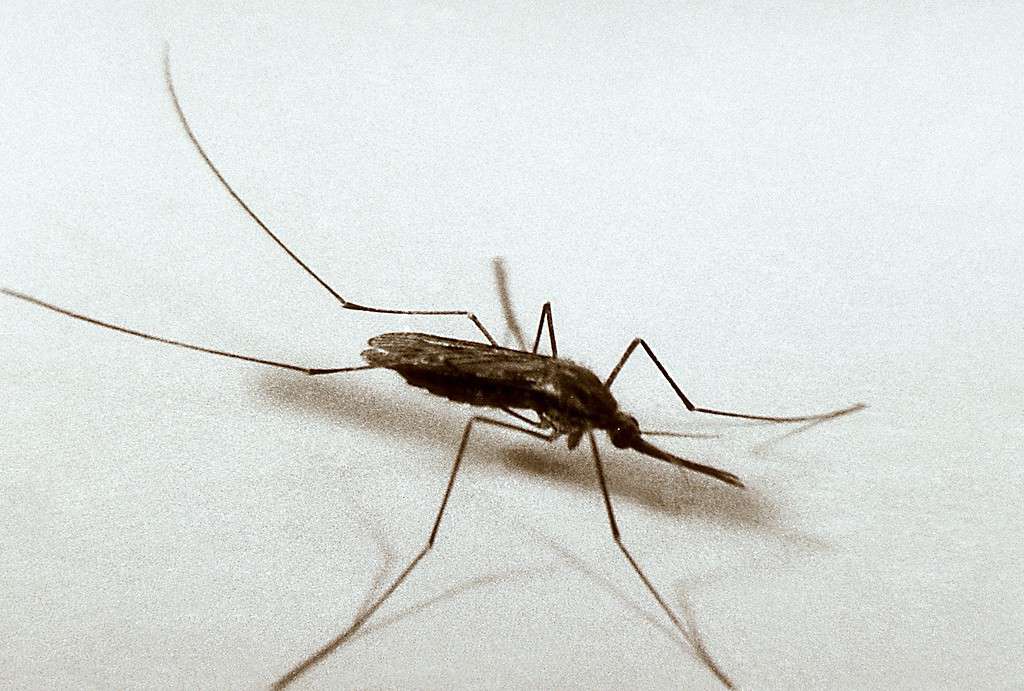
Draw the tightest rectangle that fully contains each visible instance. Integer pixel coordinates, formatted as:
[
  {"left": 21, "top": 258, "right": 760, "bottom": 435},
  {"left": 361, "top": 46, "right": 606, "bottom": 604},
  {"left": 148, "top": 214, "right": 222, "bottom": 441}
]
[
  {"left": 604, "top": 337, "right": 864, "bottom": 423},
  {"left": 587, "top": 431, "right": 735, "bottom": 689},
  {"left": 272, "top": 416, "right": 554, "bottom": 689}
]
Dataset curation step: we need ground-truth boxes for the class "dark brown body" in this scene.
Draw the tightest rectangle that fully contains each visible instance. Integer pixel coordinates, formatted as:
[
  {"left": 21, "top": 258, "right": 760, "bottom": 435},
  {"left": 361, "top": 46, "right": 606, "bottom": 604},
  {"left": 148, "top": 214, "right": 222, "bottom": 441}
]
[
  {"left": 362, "top": 332, "right": 621, "bottom": 438},
  {"left": 362, "top": 332, "right": 744, "bottom": 485}
]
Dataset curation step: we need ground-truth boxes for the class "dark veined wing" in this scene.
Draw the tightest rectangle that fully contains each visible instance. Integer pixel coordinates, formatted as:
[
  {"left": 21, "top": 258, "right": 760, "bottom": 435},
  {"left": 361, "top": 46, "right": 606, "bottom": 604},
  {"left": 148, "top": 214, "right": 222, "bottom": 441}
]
[
  {"left": 362, "top": 332, "right": 617, "bottom": 422},
  {"left": 362, "top": 332, "right": 553, "bottom": 386}
]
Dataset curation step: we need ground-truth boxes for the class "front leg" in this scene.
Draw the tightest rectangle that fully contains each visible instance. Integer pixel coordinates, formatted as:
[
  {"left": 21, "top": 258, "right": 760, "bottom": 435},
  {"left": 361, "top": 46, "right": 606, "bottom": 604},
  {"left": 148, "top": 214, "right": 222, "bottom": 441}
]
[{"left": 604, "top": 338, "right": 864, "bottom": 423}]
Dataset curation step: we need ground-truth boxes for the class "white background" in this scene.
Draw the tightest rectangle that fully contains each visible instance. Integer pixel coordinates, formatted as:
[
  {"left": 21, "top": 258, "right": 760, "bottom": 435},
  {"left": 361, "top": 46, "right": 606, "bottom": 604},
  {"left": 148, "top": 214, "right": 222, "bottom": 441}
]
[{"left": 1, "top": 3, "right": 1021, "bottom": 689}]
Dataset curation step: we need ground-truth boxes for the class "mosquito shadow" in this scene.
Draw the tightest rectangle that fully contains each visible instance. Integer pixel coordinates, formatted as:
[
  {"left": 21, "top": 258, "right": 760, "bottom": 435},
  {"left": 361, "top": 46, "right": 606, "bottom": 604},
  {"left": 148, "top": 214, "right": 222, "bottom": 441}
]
[
  {"left": 255, "top": 369, "right": 453, "bottom": 444},
  {"left": 255, "top": 370, "right": 824, "bottom": 545},
  {"left": 357, "top": 562, "right": 563, "bottom": 641}
]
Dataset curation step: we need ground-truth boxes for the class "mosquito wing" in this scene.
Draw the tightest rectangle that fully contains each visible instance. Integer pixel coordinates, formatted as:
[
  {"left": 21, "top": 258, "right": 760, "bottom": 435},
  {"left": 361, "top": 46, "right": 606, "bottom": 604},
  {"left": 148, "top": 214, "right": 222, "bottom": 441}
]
[{"left": 363, "top": 332, "right": 550, "bottom": 385}]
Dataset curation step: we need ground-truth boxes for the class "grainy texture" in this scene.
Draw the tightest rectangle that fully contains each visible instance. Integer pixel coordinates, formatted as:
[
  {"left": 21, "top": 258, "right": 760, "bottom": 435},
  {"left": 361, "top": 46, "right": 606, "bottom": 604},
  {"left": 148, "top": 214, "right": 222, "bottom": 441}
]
[{"left": 12, "top": 7, "right": 1015, "bottom": 689}]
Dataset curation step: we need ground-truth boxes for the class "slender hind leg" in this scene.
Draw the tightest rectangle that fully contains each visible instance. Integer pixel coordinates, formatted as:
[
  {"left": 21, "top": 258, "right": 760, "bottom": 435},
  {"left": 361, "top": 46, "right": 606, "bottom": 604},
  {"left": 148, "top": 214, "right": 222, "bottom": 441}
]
[
  {"left": 491, "top": 261, "right": 555, "bottom": 426},
  {"left": 492, "top": 258, "right": 528, "bottom": 350},
  {"left": 0, "top": 289, "right": 371, "bottom": 376},
  {"left": 604, "top": 338, "right": 864, "bottom": 422},
  {"left": 272, "top": 416, "right": 555, "bottom": 689},
  {"left": 586, "top": 431, "right": 734, "bottom": 689},
  {"left": 491, "top": 258, "right": 557, "bottom": 356},
  {"left": 164, "top": 48, "right": 497, "bottom": 345},
  {"left": 529, "top": 302, "right": 557, "bottom": 357}
]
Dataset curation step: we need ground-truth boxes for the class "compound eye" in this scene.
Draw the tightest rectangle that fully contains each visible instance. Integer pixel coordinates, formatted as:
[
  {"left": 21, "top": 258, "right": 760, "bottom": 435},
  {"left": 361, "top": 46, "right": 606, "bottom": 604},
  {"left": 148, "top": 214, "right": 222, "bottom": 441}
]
[{"left": 609, "top": 418, "right": 638, "bottom": 448}]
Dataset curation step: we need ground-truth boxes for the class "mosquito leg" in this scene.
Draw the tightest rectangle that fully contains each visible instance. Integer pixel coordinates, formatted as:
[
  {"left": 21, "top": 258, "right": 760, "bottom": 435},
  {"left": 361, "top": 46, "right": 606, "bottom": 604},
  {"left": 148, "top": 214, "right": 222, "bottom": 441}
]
[
  {"left": 491, "top": 259, "right": 557, "bottom": 356},
  {"left": 0, "top": 289, "right": 370, "bottom": 376},
  {"left": 492, "top": 258, "right": 528, "bottom": 350},
  {"left": 272, "top": 416, "right": 555, "bottom": 689},
  {"left": 500, "top": 407, "right": 545, "bottom": 427},
  {"left": 163, "top": 48, "right": 497, "bottom": 346},
  {"left": 586, "top": 432, "right": 735, "bottom": 689},
  {"left": 529, "top": 302, "right": 557, "bottom": 357},
  {"left": 604, "top": 337, "right": 864, "bottom": 423}
]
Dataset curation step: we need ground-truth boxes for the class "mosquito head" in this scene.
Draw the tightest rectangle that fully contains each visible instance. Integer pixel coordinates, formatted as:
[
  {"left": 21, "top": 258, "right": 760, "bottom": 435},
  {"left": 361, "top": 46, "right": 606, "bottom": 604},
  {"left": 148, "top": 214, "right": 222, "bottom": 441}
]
[
  {"left": 608, "top": 412, "right": 642, "bottom": 449},
  {"left": 607, "top": 411, "right": 744, "bottom": 487}
]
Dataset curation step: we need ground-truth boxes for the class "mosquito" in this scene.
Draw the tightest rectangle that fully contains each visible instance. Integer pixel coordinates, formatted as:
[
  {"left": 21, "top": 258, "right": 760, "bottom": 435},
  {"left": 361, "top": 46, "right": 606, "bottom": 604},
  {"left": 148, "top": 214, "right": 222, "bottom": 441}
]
[{"left": 2, "top": 49, "right": 865, "bottom": 689}]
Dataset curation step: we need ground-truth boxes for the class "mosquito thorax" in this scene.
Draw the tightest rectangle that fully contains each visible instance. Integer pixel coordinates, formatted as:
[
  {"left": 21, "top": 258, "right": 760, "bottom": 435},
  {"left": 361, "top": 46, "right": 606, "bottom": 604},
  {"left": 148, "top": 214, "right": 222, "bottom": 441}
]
[{"left": 607, "top": 413, "right": 641, "bottom": 449}]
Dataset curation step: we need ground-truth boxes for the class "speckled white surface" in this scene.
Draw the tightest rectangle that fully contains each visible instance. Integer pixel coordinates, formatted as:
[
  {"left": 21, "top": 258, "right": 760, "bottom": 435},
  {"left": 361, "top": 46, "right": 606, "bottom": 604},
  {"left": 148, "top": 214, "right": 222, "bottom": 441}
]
[{"left": 1, "top": 3, "right": 1022, "bottom": 689}]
